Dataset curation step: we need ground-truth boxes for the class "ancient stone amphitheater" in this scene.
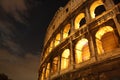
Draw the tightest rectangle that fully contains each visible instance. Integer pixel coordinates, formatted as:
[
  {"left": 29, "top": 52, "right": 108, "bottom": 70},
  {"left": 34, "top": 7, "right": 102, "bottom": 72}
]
[{"left": 38, "top": 0, "right": 120, "bottom": 80}]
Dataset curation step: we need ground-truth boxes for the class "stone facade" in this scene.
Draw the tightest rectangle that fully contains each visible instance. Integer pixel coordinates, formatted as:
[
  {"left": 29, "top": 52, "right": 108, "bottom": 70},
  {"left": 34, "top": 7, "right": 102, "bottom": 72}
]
[{"left": 38, "top": 0, "right": 120, "bottom": 80}]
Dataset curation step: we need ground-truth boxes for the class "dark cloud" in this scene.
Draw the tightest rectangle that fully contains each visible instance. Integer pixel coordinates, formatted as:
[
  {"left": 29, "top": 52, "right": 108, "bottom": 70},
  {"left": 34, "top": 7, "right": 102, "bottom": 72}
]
[
  {"left": 0, "top": 0, "right": 69, "bottom": 80},
  {"left": 0, "top": 19, "right": 26, "bottom": 56},
  {"left": 0, "top": 0, "right": 29, "bottom": 56},
  {"left": 0, "top": 49, "right": 40, "bottom": 80},
  {"left": 0, "top": 0, "right": 41, "bottom": 79},
  {"left": 0, "top": 0, "right": 26, "bottom": 11},
  {"left": 0, "top": 0, "right": 28, "bottom": 23},
  {"left": 0, "top": 0, "right": 45, "bottom": 56},
  {"left": 0, "top": 0, "right": 69, "bottom": 55}
]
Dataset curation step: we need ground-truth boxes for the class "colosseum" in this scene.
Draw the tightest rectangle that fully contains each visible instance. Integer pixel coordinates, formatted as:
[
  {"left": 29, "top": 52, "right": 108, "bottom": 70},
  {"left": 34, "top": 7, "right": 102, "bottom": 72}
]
[{"left": 38, "top": 0, "right": 120, "bottom": 80}]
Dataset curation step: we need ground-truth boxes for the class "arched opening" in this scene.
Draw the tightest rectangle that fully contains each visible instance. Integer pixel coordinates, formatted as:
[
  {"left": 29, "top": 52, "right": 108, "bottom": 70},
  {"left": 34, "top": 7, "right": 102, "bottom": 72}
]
[
  {"left": 80, "top": 17, "right": 86, "bottom": 27},
  {"left": 116, "top": 14, "right": 120, "bottom": 24},
  {"left": 45, "top": 63, "right": 50, "bottom": 78},
  {"left": 74, "top": 13, "right": 86, "bottom": 29},
  {"left": 63, "top": 24, "right": 70, "bottom": 39},
  {"left": 61, "top": 49, "right": 70, "bottom": 70},
  {"left": 95, "top": 5, "right": 106, "bottom": 17},
  {"left": 90, "top": 0, "right": 105, "bottom": 18},
  {"left": 52, "top": 57, "right": 59, "bottom": 74},
  {"left": 75, "top": 38, "right": 90, "bottom": 64},
  {"left": 49, "top": 41, "right": 53, "bottom": 52},
  {"left": 113, "top": 0, "right": 120, "bottom": 5},
  {"left": 41, "top": 68, "right": 45, "bottom": 80},
  {"left": 45, "top": 48, "right": 48, "bottom": 58},
  {"left": 55, "top": 33, "right": 60, "bottom": 47},
  {"left": 96, "top": 26, "right": 118, "bottom": 55}
]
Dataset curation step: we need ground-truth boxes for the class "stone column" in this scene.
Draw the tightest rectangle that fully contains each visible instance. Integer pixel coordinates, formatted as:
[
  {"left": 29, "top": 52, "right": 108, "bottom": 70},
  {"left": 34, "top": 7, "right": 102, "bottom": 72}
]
[
  {"left": 88, "top": 28, "right": 98, "bottom": 61},
  {"left": 113, "top": 16, "right": 120, "bottom": 36},
  {"left": 58, "top": 55, "right": 61, "bottom": 75},
  {"left": 70, "top": 18, "right": 75, "bottom": 34},
  {"left": 113, "top": 16, "right": 120, "bottom": 46},
  {"left": 70, "top": 19, "right": 75, "bottom": 69},
  {"left": 104, "top": 0, "right": 114, "bottom": 10},
  {"left": 85, "top": 7, "right": 92, "bottom": 23},
  {"left": 70, "top": 37, "right": 74, "bottom": 69}
]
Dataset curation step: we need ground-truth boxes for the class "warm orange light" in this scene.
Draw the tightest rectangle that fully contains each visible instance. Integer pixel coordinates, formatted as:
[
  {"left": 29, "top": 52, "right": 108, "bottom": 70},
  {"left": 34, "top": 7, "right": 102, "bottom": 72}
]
[
  {"left": 52, "top": 57, "right": 59, "bottom": 74},
  {"left": 49, "top": 41, "right": 53, "bottom": 52},
  {"left": 82, "top": 43, "right": 90, "bottom": 61},
  {"left": 90, "top": 0, "right": 103, "bottom": 18},
  {"left": 61, "top": 49, "right": 70, "bottom": 70},
  {"left": 75, "top": 38, "right": 90, "bottom": 63},
  {"left": 96, "top": 39, "right": 104, "bottom": 55},
  {"left": 76, "top": 38, "right": 88, "bottom": 50},
  {"left": 95, "top": 26, "right": 117, "bottom": 54},
  {"left": 46, "top": 63, "right": 50, "bottom": 78},
  {"left": 63, "top": 24, "right": 70, "bottom": 39},
  {"left": 95, "top": 26, "right": 113, "bottom": 40},
  {"left": 75, "top": 50, "right": 82, "bottom": 63},
  {"left": 74, "top": 13, "right": 85, "bottom": 29},
  {"left": 45, "top": 48, "right": 48, "bottom": 58},
  {"left": 55, "top": 33, "right": 60, "bottom": 46},
  {"left": 41, "top": 68, "right": 45, "bottom": 80}
]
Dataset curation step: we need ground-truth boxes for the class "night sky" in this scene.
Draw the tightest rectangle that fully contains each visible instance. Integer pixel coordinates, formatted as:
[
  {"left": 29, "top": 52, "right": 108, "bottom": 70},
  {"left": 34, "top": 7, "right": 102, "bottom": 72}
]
[{"left": 0, "top": 0, "right": 68, "bottom": 80}]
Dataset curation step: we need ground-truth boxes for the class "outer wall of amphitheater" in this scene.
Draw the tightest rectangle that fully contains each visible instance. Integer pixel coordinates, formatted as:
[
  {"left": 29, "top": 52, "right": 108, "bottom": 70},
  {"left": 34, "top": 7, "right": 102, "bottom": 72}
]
[{"left": 38, "top": 0, "right": 120, "bottom": 80}]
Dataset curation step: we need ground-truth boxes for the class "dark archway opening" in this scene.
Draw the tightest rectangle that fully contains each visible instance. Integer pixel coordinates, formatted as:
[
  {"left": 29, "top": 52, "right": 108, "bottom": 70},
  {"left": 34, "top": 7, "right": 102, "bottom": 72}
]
[
  {"left": 113, "top": 0, "right": 120, "bottom": 5},
  {"left": 95, "top": 5, "right": 106, "bottom": 17},
  {"left": 116, "top": 14, "right": 120, "bottom": 24},
  {"left": 79, "top": 17, "right": 86, "bottom": 27}
]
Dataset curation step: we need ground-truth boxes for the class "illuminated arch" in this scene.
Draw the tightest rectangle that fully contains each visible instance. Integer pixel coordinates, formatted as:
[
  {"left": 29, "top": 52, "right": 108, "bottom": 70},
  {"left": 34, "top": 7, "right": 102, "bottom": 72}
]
[
  {"left": 90, "top": 0, "right": 105, "bottom": 18},
  {"left": 49, "top": 41, "right": 53, "bottom": 52},
  {"left": 74, "top": 13, "right": 86, "bottom": 29},
  {"left": 55, "top": 33, "right": 60, "bottom": 46},
  {"left": 45, "top": 63, "right": 50, "bottom": 78},
  {"left": 52, "top": 57, "right": 59, "bottom": 74},
  {"left": 41, "top": 68, "right": 45, "bottom": 80},
  {"left": 96, "top": 26, "right": 113, "bottom": 40},
  {"left": 63, "top": 24, "right": 70, "bottom": 39},
  {"left": 45, "top": 48, "right": 48, "bottom": 58},
  {"left": 95, "top": 26, "right": 118, "bottom": 54},
  {"left": 44, "top": 51, "right": 47, "bottom": 58},
  {"left": 61, "top": 49, "right": 70, "bottom": 70},
  {"left": 75, "top": 38, "right": 90, "bottom": 64}
]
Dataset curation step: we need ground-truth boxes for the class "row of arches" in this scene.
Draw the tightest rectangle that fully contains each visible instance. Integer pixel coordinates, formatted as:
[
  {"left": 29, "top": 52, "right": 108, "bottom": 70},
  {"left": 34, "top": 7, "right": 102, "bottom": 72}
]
[
  {"left": 40, "top": 0, "right": 120, "bottom": 80},
  {"left": 44, "top": 23, "right": 71, "bottom": 57},
  {"left": 41, "top": 25, "right": 119, "bottom": 80},
  {"left": 74, "top": 0, "right": 120, "bottom": 29},
  {"left": 74, "top": 0, "right": 107, "bottom": 29},
  {"left": 44, "top": 0, "right": 118, "bottom": 58}
]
